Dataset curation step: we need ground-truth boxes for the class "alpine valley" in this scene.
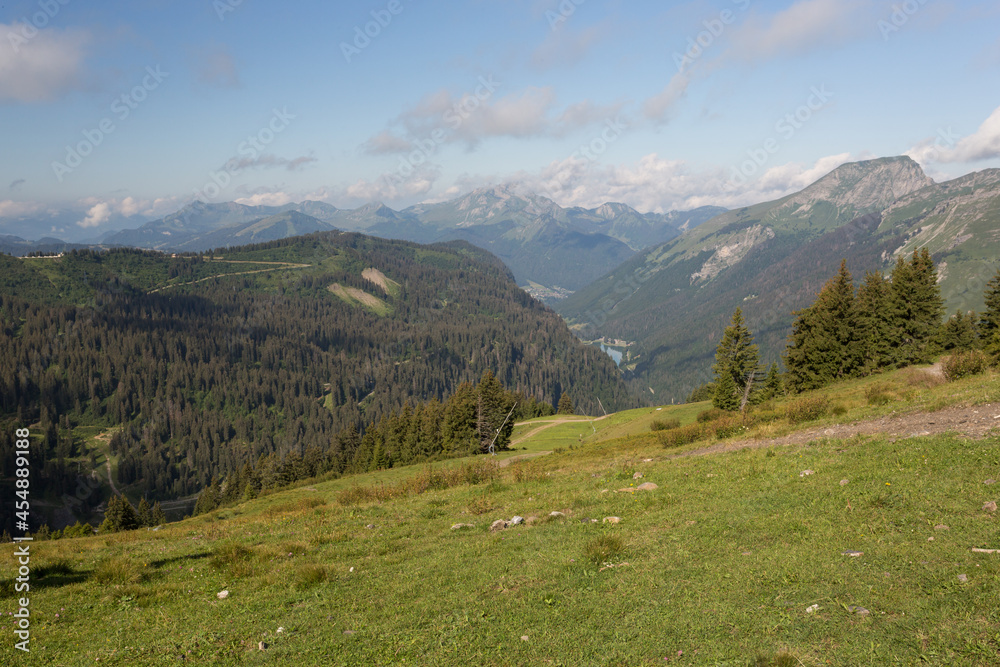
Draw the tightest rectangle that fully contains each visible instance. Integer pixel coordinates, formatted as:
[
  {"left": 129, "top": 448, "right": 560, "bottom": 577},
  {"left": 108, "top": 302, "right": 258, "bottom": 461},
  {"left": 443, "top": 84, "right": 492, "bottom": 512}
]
[{"left": 558, "top": 156, "right": 1000, "bottom": 400}]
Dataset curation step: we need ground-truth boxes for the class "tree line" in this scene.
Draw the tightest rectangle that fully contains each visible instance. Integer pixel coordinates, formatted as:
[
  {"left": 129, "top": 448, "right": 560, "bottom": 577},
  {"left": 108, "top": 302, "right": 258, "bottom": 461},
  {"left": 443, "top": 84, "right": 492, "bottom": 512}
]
[{"left": 707, "top": 248, "right": 996, "bottom": 407}]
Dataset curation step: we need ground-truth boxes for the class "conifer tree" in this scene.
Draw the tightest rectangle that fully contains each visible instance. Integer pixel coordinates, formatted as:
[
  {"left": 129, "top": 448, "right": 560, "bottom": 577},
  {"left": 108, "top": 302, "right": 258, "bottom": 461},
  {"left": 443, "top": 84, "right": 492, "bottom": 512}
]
[
  {"left": 888, "top": 248, "right": 944, "bottom": 365},
  {"left": 981, "top": 271, "right": 1000, "bottom": 361},
  {"left": 136, "top": 497, "right": 152, "bottom": 527},
  {"left": 712, "top": 371, "right": 740, "bottom": 411},
  {"left": 712, "top": 307, "right": 760, "bottom": 405},
  {"left": 150, "top": 501, "right": 166, "bottom": 526},
  {"left": 784, "top": 260, "right": 860, "bottom": 390},
  {"left": 100, "top": 495, "right": 140, "bottom": 532},
  {"left": 763, "top": 362, "right": 783, "bottom": 399},
  {"left": 476, "top": 370, "right": 515, "bottom": 452},
  {"left": 856, "top": 270, "right": 893, "bottom": 373},
  {"left": 939, "top": 310, "right": 979, "bottom": 351},
  {"left": 557, "top": 393, "right": 575, "bottom": 415}
]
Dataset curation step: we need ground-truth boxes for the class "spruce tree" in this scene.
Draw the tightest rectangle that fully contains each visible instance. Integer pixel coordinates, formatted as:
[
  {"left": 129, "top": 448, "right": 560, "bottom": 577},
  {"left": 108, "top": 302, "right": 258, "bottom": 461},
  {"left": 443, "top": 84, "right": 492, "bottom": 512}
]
[
  {"left": 888, "top": 248, "right": 944, "bottom": 365},
  {"left": 712, "top": 371, "right": 740, "bottom": 411},
  {"left": 100, "top": 495, "right": 140, "bottom": 532},
  {"left": 784, "top": 260, "right": 860, "bottom": 391},
  {"left": 136, "top": 497, "right": 152, "bottom": 527},
  {"left": 763, "top": 362, "right": 783, "bottom": 399},
  {"left": 557, "top": 393, "right": 575, "bottom": 415},
  {"left": 981, "top": 271, "right": 1000, "bottom": 361},
  {"left": 856, "top": 270, "right": 893, "bottom": 373},
  {"left": 712, "top": 307, "right": 760, "bottom": 399},
  {"left": 150, "top": 501, "right": 166, "bottom": 526},
  {"left": 939, "top": 310, "right": 979, "bottom": 351}
]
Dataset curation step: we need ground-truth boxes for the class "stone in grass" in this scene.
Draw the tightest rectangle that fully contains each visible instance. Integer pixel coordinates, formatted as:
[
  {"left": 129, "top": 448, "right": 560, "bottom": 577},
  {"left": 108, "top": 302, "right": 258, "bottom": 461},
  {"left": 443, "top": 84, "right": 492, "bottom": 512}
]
[
  {"left": 985, "top": 479, "right": 996, "bottom": 485},
  {"left": 258, "top": 641, "right": 267, "bottom": 651},
  {"left": 841, "top": 550, "right": 864, "bottom": 557},
  {"left": 510, "top": 516, "right": 524, "bottom": 526},
  {"left": 549, "top": 511, "right": 565, "bottom": 517},
  {"left": 805, "top": 604, "right": 819, "bottom": 614},
  {"left": 490, "top": 519, "right": 509, "bottom": 532},
  {"left": 799, "top": 470, "right": 815, "bottom": 477},
  {"left": 983, "top": 501, "right": 998, "bottom": 513},
  {"left": 636, "top": 482, "right": 658, "bottom": 491},
  {"left": 934, "top": 524, "right": 950, "bottom": 531},
  {"left": 958, "top": 574, "right": 969, "bottom": 583},
  {"left": 603, "top": 516, "right": 621, "bottom": 524},
  {"left": 846, "top": 605, "right": 870, "bottom": 616},
  {"left": 451, "top": 523, "right": 475, "bottom": 530},
  {"left": 217, "top": 590, "right": 229, "bottom": 599},
  {"left": 840, "top": 479, "right": 849, "bottom": 486},
  {"left": 633, "top": 472, "right": 644, "bottom": 480}
]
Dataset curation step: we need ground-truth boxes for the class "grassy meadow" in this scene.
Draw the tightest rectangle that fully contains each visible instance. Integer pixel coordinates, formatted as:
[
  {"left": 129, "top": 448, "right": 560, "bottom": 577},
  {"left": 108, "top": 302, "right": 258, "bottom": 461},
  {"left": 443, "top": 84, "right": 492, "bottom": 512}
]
[{"left": 3, "top": 365, "right": 1000, "bottom": 665}]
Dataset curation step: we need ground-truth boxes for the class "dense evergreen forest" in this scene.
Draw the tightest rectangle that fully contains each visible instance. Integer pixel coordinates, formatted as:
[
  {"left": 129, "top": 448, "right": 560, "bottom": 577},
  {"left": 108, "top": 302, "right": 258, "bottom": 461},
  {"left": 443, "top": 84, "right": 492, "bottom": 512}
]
[{"left": 0, "top": 233, "right": 631, "bottom": 532}]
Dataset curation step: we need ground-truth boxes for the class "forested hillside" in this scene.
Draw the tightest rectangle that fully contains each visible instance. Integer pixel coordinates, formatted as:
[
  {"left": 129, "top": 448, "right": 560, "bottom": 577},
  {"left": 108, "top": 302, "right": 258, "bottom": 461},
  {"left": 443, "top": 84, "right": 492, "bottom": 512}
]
[{"left": 0, "top": 232, "right": 632, "bottom": 531}]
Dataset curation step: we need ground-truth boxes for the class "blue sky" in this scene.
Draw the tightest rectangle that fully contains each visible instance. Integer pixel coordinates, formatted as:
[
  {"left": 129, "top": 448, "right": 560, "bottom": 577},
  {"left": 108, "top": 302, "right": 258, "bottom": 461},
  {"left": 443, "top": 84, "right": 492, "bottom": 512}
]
[{"left": 1, "top": 0, "right": 999, "bottom": 239}]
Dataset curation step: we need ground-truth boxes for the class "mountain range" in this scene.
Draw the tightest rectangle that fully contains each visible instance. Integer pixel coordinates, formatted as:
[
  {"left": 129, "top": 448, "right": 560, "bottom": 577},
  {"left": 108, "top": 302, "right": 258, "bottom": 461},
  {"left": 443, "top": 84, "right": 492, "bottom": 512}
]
[
  {"left": 557, "top": 156, "right": 1000, "bottom": 400},
  {"left": 93, "top": 186, "right": 723, "bottom": 298}
]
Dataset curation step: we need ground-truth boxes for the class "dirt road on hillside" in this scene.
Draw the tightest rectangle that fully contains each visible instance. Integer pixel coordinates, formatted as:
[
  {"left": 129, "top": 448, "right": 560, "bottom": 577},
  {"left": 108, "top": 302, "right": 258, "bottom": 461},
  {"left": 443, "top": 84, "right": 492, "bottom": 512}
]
[{"left": 671, "top": 402, "right": 1000, "bottom": 461}]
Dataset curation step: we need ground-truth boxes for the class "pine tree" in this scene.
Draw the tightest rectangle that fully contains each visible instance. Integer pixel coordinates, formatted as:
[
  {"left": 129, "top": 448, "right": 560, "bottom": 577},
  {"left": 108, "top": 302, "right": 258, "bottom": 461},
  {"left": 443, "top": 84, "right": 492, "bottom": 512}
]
[
  {"left": 712, "top": 307, "right": 760, "bottom": 400},
  {"left": 712, "top": 371, "right": 740, "bottom": 411},
  {"left": 856, "top": 270, "right": 893, "bottom": 373},
  {"left": 136, "top": 497, "right": 152, "bottom": 527},
  {"left": 784, "top": 260, "right": 860, "bottom": 391},
  {"left": 981, "top": 271, "right": 1000, "bottom": 361},
  {"left": 763, "top": 362, "right": 783, "bottom": 399},
  {"left": 476, "top": 370, "right": 514, "bottom": 452},
  {"left": 150, "top": 501, "right": 166, "bottom": 526},
  {"left": 557, "top": 393, "right": 574, "bottom": 415},
  {"left": 100, "top": 495, "right": 140, "bottom": 532},
  {"left": 888, "top": 248, "right": 944, "bottom": 365},
  {"left": 939, "top": 310, "right": 979, "bottom": 351}
]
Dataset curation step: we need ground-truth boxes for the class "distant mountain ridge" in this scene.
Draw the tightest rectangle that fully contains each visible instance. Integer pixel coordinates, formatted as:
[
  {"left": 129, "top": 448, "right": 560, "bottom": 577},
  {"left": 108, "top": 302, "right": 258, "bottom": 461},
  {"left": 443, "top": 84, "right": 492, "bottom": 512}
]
[
  {"left": 557, "top": 156, "right": 1000, "bottom": 400},
  {"left": 98, "top": 186, "right": 724, "bottom": 298}
]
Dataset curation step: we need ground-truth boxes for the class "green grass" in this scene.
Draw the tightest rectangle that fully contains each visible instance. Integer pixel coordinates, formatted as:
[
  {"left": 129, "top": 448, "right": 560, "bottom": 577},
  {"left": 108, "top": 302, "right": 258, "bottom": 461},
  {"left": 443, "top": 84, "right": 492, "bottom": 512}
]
[{"left": 4, "top": 368, "right": 1000, "bottom": 665}]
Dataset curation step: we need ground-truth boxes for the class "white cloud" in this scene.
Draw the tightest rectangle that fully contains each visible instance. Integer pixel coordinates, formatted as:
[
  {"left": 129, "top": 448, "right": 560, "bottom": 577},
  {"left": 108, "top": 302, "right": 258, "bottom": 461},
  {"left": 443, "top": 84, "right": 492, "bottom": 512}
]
[
  {"left": 908, "top": 105, "right": 1000, "bottom": 165},
  {"left": 730, "top": 0, "right": 874, "bottom": 62},
  {"left": 234, "top": 191, "right": 296, "bottom": 207},
  {"left": 643, "top": 73, "right": 689, "bottom": 123},
  {"left": 531, "top": 23, "right": 605, "bottom": 69},
  {"left": 365, "top": 82, "right": 624, "bottom": 153},
  {"left": 78, "top": 202, "right": 112, "bottom": 228},
  {"left": 0, "top": 200, "right": 43, "bottom": 218},
  {"left": 191, "top": 44, "right": 241, "bottom": 89},
  {"left": 345, "top": 166, "right": 441, "bottom": 203},
  {"left": 223, "top": 153, "right": 317, "bottom": 172},
  {"left": 0, "top": 24, "right": 91, "bottom": 103},
  {"left": 512, "top": 152, "right": 855, "bottom": 212}
]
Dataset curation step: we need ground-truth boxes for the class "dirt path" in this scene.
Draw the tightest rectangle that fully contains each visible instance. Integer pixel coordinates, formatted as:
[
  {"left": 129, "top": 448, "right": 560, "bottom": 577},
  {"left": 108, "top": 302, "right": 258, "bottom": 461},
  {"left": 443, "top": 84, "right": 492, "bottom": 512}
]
[
  {"left": 669, "top": 402, "right": 1000, "bottom": 461},
  {"left": 510, "top": 414, "right": 611, "bottom": 448},
  {"left": 498, "top": 451, "right": 552, "bottom": 467},
  {"left": 148, "top": 260, "right": 310, "bottom": 293},
  {"left": 105, "top": 459, "right": 120, "bottom": 496}
]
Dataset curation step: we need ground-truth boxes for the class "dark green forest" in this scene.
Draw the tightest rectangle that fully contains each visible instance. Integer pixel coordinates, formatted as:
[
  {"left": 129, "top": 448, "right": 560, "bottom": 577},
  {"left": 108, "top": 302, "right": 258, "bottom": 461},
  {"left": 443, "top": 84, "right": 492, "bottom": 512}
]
[{"left": 0, "top": 232, "right": 631, "bottom": 532}]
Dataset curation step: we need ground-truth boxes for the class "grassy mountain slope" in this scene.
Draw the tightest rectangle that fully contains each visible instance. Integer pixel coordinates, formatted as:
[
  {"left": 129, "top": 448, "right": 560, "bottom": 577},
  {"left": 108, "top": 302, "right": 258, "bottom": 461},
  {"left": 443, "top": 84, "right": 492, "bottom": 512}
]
[
  {"left": 6, "top": 365, "right": 999, "bottom": 665},
  {"left": 558, "top": 157, "right": 999, "bottom": 400}
]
